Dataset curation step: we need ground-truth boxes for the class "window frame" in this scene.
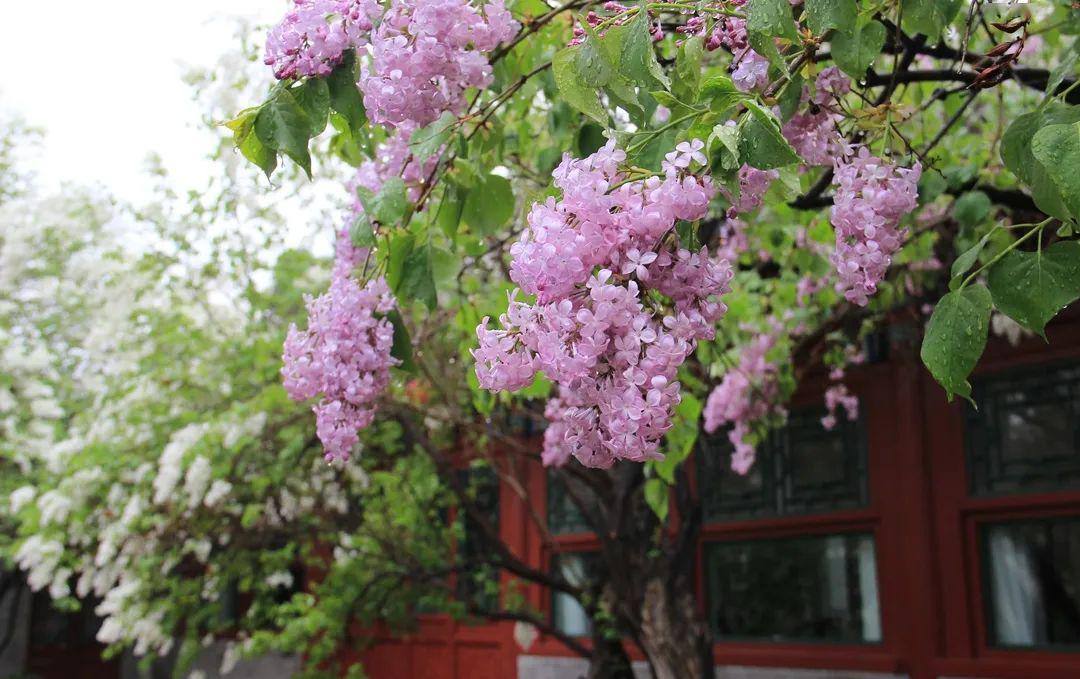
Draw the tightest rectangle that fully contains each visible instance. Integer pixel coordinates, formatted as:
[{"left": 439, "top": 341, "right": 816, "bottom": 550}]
[
  {"left": 926, "top": 312, "right": 1080, "bottom": 679},
  {"left": 540, "top": 464, "right": 603, "bottom": 641},
  {"left": 695, "top": 364, "right": 909, "bottom": 673},
  {"left": 521, "top": 310, "right": 1080, "bottom": 678}
]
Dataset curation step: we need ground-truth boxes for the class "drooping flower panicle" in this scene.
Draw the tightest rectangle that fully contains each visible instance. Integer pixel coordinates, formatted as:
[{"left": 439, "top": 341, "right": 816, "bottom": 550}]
[
  {"left": 830, "top": 148, "right": 922, "bottom": 306},
  {"left": 474, "top": 141, "right": 733, "bottom": 469},
  {"left": 702, "top": 331, "right": 782, "bottom": 474},
  {"left": 282, "top": 232, "right": 398, "bottom": 463}
]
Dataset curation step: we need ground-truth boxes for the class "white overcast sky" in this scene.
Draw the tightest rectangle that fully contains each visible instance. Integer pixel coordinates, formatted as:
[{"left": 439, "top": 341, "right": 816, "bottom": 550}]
[{"left": 0, "top": 0, "right": 285, "bottom": 201}]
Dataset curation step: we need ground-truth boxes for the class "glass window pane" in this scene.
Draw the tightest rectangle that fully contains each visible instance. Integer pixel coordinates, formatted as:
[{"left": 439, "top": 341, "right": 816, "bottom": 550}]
[
  {"left": 698, "top": 409, "right": 866, "bottom": 522},
  {"left": 966, "top": 363, "right": 1080, "bottom": 496},
  {"left": 698, "top": 430, "right": 775, "bottom": 521},
  {"left": 551, "top": 552, "right": 603, "bottom": 637},
  {"left": 705, "top": 533, "right": 881, "bottom": 643},
  {"left": 983, "top": 517, "right": 1080, "bottom": 649},
  {"left": 547, "top": 470, "right": 595, "bottom": 535},
  {"left": 780, "top": 410, "right": 867, "bottom": 515}
]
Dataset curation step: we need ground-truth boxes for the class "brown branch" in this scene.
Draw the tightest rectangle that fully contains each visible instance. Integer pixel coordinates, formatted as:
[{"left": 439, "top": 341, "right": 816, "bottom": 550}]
[{"left": 466, "top": 605, "right": 592, "bottom": 658}]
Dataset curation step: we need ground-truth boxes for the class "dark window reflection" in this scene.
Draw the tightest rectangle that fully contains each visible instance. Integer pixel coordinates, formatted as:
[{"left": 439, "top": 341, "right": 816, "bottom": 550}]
[
  {"left": 705, "top": 533, "right": 881, "bottom": 643},
  {"left": 698, "top": 409, "right": 866, "bottom": 522},
  {"left": 984, "top": 518, "right": 1080, "bottom": 649},
  {"left": 967, "top": 363, "right": 1080, "bottom": 496}
]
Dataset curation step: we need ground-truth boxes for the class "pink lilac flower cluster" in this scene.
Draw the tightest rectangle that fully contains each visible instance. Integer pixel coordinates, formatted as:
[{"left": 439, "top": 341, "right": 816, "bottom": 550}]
[
  {"left": 820, "top": 346, "right": 863, "bottom": 429},
  {"left": 570, "top": 3, "right": 659, "bottom": 46},
  {"left": 282, "top": 231, "right": 398, "bottom": 463},
  {"left": 712, "top": 121, "right": 779, "bottom": 219},
  {"left": 782, "top": 67, "right": 850, "bottom": 166},
  {"left": 707, "top": 3, "right": 769, "bottom": 92},
  {"left": 821, "top": 383, "right": 858, "bottom": 430},
  {"left": 474, "top": 141, "right": 733, "bottom": 469},
  {"left": 264, "top": 0, "right": 379, "bottom": 79},
  {"left": 830, "top": 148, "right": 922, "bottom": 305},
  {"left": 360, "top": 0, "right": 519, "bottom": 127},
  {"left": 702, "top": 329, "right": 783, "bottom": 474},
  {"left": 730, "top": 165, "right": 779, "bottom": 214},
  {"left": 716, "top": 217, "right": 750, "bottom": 262}
]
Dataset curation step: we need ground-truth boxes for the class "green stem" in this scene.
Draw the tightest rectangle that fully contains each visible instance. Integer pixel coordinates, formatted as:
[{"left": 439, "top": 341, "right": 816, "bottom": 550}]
[
  {"left": 1054, "top": 77, "right": 1080, "bottom": 102},
  {"left": 627, "top": 110, "right": 703, "bottom": 153},
  {"left": 960, "top": 218, "right": 1052, "bottom": 289}
]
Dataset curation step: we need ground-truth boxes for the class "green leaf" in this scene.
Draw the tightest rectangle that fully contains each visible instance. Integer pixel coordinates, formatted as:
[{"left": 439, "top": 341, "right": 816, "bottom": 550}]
[
  {"left": 605, "top": 75, "right": 646, "bottom": 123},
  {"left": 643, "top": 478, "right": 669, "bottom": 523},
  {"left": 672, "top": 37, "right": 704, "bottom": 104},
  {"left": 1046, "top": 41, "right": 1079, "bottom": 99},
  {"left": 775, "top": 164, "right": 802, "bottom": 199},
  {"left": 327, "top": 52, "right": 366, "bottom": 134},
  {"left": 1031, "top": 121, "right": 1080, "bottom": 221},
  {"left": 351, "top": 213, "right": 375, "bottom": 248},
  {"left": 358, "top": 177, "right": 409, "bottom": 227},
  {"left": 1001, "top": 104, "right": 1080, "bottom": 220},
  {"left": 832, "top": 19, "right": 886, "bottom": 79},
  {"left": 649, "top": 90, "right": 693, "bottom": 119},
  {"left": 777, "top": 72, "right": 804, "bottom": 121},
  {"left": 224, "top": 108, "right": 277, "bottom": 179},
  {"left": 462, "top": 174, "right": 514, "bottom": 236},
  {"left": 952, "top": 191, "right": 991, "bottom": 228},
  {"left": 398, "top": 243, "right": 438, "bottom": 308},
  {"left": 411, "top": 111, "right": 457, "bottom": 161},
  {"left": 293, "top": 78, "right": 330, "bottom": 137},
  {"left": 553, "top": 47, "right": 607, "bottom": 126},
  {"left": 386, "top": 232, "right": 415, "bottom": 291},
  {"left": 901, "top": 0, "right": 962, "bottom": 39},
  {"left": 574, "top": 30, "right": 615, "bottom": 88},
  {"left": 738, "top": 101, "right": 801, "bottom": 169},
  {"left": 804, "top": 0, "right": 857, "bottom": 35},
  {"left": 254, "top": 89, "right": 313, "bottom": 178},
  {"left": 950, "top": 229, "right": 993, "bottom": 282},
  {"left": 652, "top": 392, "right": 702, "bottom": 485},
  {"left": 436, "top": 185, "right": 465, "bottom": 241},
  {"left": 575, "top": 123, "right": 607, "bottom": 157},
  {"left": 708, "top": 122, "right": 741, "bottom": 172},
  {"left": 328, "top": 112, "right": 369, "bottom": 165},
  {"left": 987, "top": 241, "right": 1080, "bottom": 339},
  {"left": 605, "top": 8, "right": 670, "bottom": 89},
  {"left": 387, "top": 309, "right": 417, "bottom": 373},
  {"left": 700, "top": 75, "right": 746, "bottom": 115},
  {"left": 920, "top": 284, "right": 992, "bottom": 402},
  {"left": 746, "top": 0, "right": 799, "bottom": 64}
]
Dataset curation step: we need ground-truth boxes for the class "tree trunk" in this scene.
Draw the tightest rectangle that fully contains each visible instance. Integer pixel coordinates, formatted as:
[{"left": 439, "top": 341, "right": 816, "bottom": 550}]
[
  {"left": 638, "top": 577, "right": 714, "bottom": 679},
  {"left": 586, "top": 630, "right": 635, "bottom": 679}
]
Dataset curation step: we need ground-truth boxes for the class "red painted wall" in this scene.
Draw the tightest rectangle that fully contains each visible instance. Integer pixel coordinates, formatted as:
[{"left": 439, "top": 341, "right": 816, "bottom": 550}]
[{"left": 356, "top": 313, "right": 1080, "bottom": 679}]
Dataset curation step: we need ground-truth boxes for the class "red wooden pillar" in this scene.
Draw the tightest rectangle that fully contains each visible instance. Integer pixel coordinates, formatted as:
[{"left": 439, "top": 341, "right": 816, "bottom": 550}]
[{"left": 884, "top": 325, "right": 942, "bottom": 679}]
